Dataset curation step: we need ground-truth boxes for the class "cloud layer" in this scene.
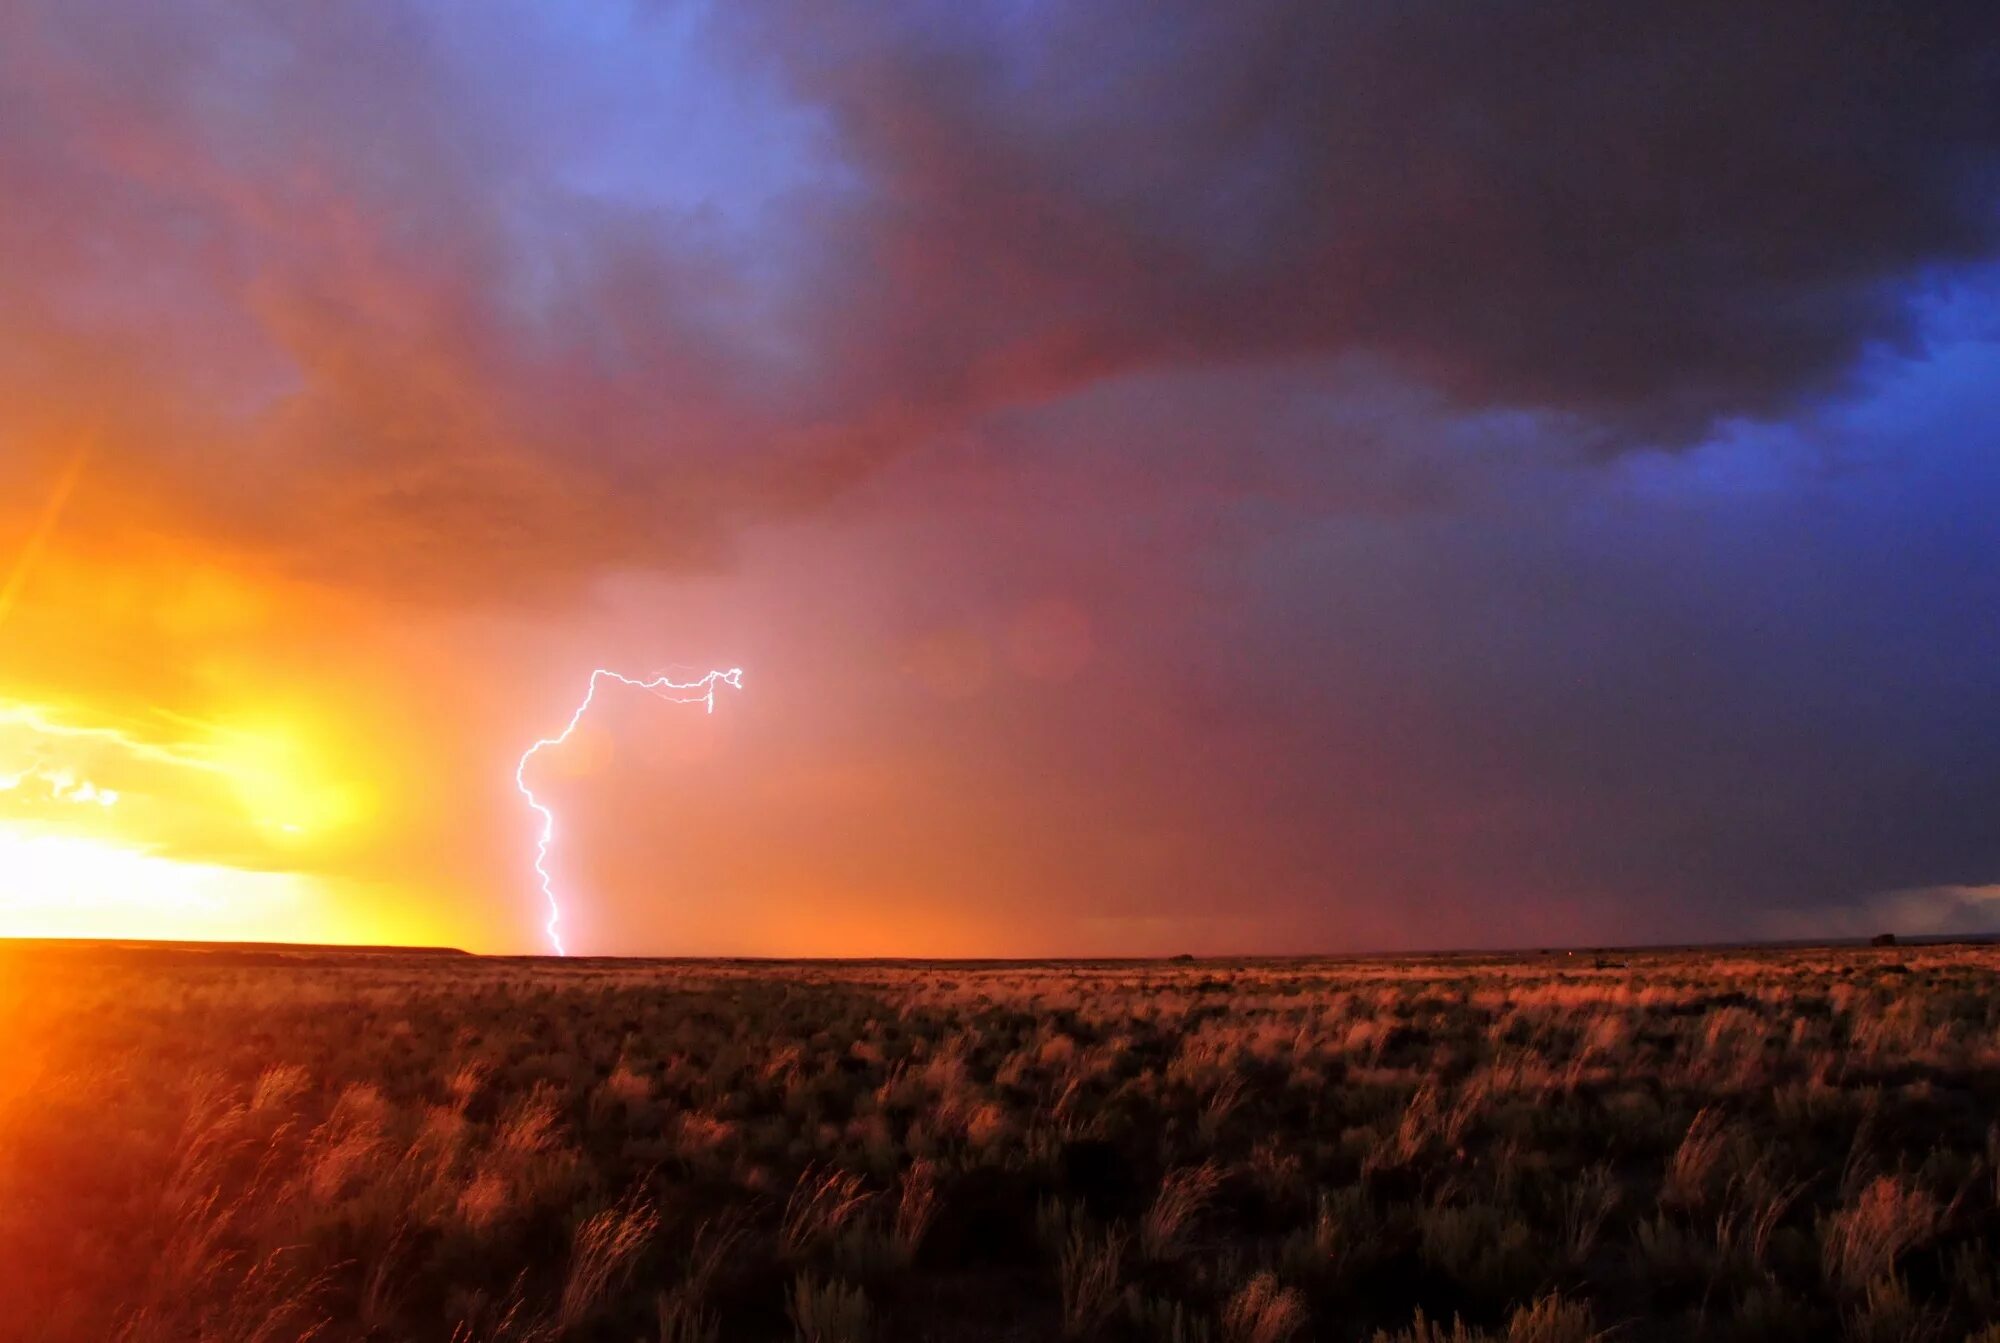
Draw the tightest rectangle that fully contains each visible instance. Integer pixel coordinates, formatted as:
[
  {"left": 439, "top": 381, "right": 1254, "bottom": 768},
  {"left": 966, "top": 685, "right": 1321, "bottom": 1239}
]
[
  {"left": 5, "top": 1, "right": 1998, "bottom": 597},
  {"left": 4, "top": 1, "right": 2000, "bottom": 950}
]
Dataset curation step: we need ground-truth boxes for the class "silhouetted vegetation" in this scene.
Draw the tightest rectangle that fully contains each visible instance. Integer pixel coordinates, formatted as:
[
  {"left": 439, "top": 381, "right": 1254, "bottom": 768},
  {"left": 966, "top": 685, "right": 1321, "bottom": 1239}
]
[{"left": 8, "top": 943, "right": 2000, "bottom": 1340}]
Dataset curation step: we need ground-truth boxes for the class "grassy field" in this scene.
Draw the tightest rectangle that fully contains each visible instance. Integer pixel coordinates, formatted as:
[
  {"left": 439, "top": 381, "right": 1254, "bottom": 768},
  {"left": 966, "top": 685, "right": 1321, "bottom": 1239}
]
[{"left": 7, "top": 941, "right": 2000, "bottom": 1342}]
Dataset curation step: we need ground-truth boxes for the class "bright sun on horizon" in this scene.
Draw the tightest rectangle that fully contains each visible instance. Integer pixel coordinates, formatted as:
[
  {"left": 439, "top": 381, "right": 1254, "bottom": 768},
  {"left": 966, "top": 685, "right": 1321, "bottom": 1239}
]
[{"left": 0, "top": 689, "right": 410, "bottom": 946}]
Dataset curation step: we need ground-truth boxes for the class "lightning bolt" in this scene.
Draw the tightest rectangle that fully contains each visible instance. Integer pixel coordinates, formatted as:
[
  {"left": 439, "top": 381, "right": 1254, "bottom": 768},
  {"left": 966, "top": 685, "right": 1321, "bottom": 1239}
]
[{"left": 514, "top": 668, "right": 742, "bottom": 956}]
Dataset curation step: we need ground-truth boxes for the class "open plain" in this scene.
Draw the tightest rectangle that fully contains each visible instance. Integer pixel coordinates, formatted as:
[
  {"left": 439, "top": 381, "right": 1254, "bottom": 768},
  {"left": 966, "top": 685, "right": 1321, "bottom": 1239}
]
[{"left": 7, "top": 941, "right": 2000, "bottom": 1342}]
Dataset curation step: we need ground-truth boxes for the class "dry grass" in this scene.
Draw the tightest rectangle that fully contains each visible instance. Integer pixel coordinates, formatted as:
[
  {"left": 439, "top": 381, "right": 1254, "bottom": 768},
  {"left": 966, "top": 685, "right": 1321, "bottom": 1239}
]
[
  {"left": 557, "top": 1192, "right": 659, "bottom": 1331},
  {"left": 783, "top": 1166, "right": 874, "bottom": 1260},
  {"left": 1060, "top": 1224, "right": 1127, "bottom": 1338},
  {"left": 1220, "top": 1271, "right": 1307, "bottom": 1343},
  {"left": 1820, "top": 1174, "right": 1939, "bottom": 1292},
  {"left": 786, "top": 1274, "right": 870, "bottom": 1343},
  {"left": 1141, "top": 1162, "right": 1223, "bottom": 1262},
  {"left": 8, "top": 939, "right": 2000, "bottom": 1339},
  {"left": 1661, "top": 1106, "right": 1731, "bottom": 1211}
]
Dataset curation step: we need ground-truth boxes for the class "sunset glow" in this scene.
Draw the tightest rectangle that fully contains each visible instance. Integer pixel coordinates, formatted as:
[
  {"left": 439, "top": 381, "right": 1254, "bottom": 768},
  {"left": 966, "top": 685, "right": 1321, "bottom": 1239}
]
[
  {"left": 12, "top": 9, "right": 2000, "bottom": 1342},
  {"left": 2, "top": 1, "right": 1998, "bottom": 956},
  {"left": 0, "top": 691, "right": 386, "bottom": 943},
  {"left": 0, "top": 828, "right": 312, "bottom": 942}
]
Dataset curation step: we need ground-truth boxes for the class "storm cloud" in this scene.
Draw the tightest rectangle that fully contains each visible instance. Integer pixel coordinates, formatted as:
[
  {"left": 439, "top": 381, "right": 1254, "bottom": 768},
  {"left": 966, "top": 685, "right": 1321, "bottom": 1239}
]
[
  {"left": 2, "top": 0, "right": 1998, "bottom": 596},
  {"left": 758, "top": 0, "right": 2000, "bottom": 434},
  {"left": 3, "top": 0, "right": 1999, "bottom": 950}
]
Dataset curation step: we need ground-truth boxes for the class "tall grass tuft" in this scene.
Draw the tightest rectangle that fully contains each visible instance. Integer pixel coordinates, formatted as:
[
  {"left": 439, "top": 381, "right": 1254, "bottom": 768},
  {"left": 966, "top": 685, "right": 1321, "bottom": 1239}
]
[
  {"left": 1820, "top": 1175, "right": 1938, "bottom": 1292},
  {"left": 556, "top": 1190, "right": 659, "bottom": 1332},
  {"left": 1060, "top": 1224, "right": 1127, "bottom": 1338},
  {"left": 1142, "top": 1162, "right": 1223, "bottom": 1262},
  {"left": 1220, "top": 1271, "right": 1307, "bottom": 1343},
  {"left": 784, "top": 1165, "right": 875, "bottom": 1259},
  {"left": 788, "top": 1273, "right": 870, "bottom": 1343}
]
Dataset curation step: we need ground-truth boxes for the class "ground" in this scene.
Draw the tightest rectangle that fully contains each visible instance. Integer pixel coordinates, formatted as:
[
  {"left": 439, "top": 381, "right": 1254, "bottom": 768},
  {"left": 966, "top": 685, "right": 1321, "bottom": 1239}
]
[{"left": 6, "top": 940, "right": 2000, "bottom": 1341}]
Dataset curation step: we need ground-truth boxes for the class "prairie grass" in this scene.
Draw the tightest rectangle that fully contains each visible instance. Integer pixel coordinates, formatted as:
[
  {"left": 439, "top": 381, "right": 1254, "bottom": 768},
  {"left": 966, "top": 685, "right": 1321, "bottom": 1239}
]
[
  {"left": 9, "top": 940, "right": 2000, "bottom": 1338},
  {"left": 1060, "top": 1224, "right": 1127, "bottom": 1338},
  {"left": 1141, "top": 1162, "right": 1222, "bottom": 1262},
  {"left": 1219, "top": 1272, "right": 1306, "bottom": 1343},
  {"left": 787, "top": 1274, "right": 870, "bottom": 1343}
]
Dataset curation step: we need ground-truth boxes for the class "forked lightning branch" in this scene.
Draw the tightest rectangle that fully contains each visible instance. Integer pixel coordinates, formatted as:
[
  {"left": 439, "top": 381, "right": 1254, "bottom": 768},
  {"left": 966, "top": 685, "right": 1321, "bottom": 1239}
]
[{"left": 513, "top": 668, "right": 742, "bottom": 955}]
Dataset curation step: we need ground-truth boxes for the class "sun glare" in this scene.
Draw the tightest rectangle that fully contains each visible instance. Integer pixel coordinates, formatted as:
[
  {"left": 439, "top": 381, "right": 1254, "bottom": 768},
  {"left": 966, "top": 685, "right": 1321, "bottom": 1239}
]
[
  {"left": 0, "top": 826, "right": 312, "bottom": 941},
  {"left": 0, "top": 694, "right": 385, "bottom": 944},
  {"left": 210, "top": 716, "right": 376, "bottom": 839}
]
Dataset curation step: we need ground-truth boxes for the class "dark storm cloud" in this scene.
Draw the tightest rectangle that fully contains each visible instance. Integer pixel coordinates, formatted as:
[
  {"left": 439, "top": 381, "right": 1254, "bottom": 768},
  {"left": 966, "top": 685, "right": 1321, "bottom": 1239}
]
[
  {"left": 5, "top": 1, "right": 2000, "bottom": 601},
  {"left": 752, "top": 0, "right": 2000, "bottom": 440},
  {"left": 778, "top": 321, "right": 2000, "bottom": 948}
]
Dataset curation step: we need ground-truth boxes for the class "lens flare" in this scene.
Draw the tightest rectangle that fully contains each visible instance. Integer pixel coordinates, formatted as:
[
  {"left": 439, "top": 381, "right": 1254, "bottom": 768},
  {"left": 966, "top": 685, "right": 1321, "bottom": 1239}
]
[
  {"left": 0, "top": 444, "right": 90, "bottom": 634},
  {"left": 513, "top": 668, "right": 742, "bottom": 956}
]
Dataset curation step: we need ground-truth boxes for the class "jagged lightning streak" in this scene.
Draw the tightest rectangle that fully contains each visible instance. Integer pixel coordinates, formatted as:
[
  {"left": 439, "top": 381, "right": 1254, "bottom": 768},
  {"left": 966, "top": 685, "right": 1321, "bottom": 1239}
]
[{"left": 514, "top": 668, "right": 742, "bottom": 956}]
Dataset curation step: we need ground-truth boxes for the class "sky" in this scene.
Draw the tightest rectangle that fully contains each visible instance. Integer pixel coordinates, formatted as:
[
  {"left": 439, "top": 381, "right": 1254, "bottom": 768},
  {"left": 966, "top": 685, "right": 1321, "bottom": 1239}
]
[{"left": 1, "top": 0, "right": 1998, "bottom": 955}]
